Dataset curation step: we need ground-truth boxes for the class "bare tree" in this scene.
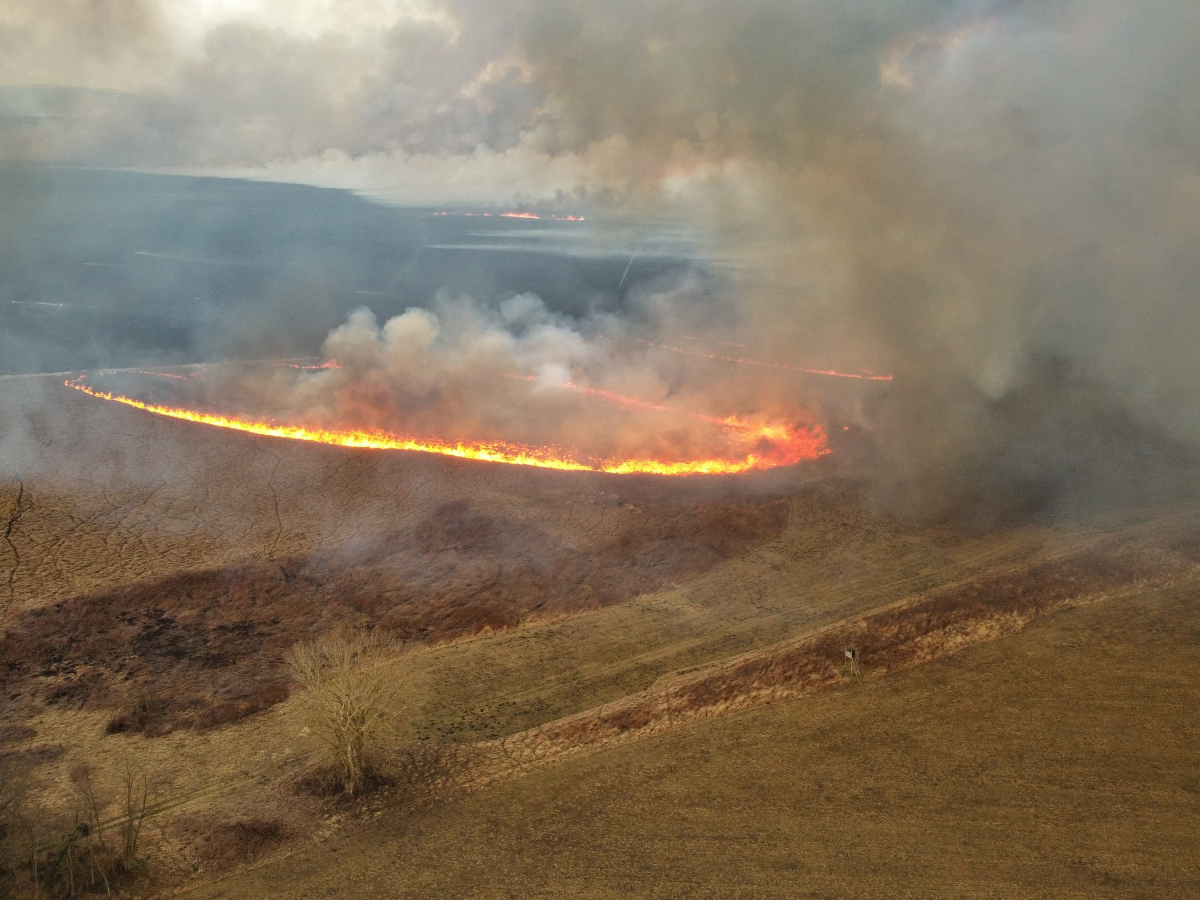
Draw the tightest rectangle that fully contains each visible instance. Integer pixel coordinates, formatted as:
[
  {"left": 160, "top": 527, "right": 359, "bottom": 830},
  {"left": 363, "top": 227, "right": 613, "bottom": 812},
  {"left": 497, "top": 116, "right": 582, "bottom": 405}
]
[
  {"left": 6, "top": 776, "right": 44, "bottom": 898},
  {"left": 117, "top": 761, "right": 149, "bottom": 873},
  {"left": 0, "top": 760, "right": 151, "bottom": 898},
  {"left": 286, "top": 630, "right": 413, "bottom": 795},
  {"left": 70, "top": 765, "right": 112, "bottom": 896},
  {"left": 0, "top": 759, "right": 25, "bottom": 894}
]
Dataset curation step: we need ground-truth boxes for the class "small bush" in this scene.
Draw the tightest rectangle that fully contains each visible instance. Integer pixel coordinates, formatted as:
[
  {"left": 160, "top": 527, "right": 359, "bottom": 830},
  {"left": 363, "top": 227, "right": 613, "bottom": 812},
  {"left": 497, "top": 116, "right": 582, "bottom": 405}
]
[
  {"left": 287, "top": 630, "right": 414, "bottom": 796},
  {"left": 105, "top": 696, "right": 170, "bottom": 736},
  {"left": 193, "top": 817, "right": 292, "bottom": 867}
]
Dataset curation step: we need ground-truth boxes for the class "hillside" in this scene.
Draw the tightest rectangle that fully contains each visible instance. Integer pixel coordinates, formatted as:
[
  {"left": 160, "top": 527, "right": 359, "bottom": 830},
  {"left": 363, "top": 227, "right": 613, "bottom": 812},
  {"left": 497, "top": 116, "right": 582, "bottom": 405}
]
[
  {"left": 2, "top": 374, "right": 1198, "bottom": 897},
  {"left": 181, "top": 583, "right": 1200, "bottom": 899}
]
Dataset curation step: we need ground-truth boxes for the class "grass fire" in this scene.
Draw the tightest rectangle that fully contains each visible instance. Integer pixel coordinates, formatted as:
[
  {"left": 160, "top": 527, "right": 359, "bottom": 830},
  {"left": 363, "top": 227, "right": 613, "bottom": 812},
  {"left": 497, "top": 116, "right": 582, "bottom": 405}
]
[
  {"left": 63, "top": 366, "right": 830, "bottom": 476},
  {"left": 3, "top": 2, "right": 1200, "bottom": 898}
]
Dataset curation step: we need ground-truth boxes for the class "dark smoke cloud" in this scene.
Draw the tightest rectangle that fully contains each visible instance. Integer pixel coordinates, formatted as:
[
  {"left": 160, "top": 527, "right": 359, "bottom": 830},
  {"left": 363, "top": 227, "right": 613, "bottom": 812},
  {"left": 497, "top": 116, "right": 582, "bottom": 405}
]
[{"left": 3, "top": 1, "right": 1199, "bottom": 516}]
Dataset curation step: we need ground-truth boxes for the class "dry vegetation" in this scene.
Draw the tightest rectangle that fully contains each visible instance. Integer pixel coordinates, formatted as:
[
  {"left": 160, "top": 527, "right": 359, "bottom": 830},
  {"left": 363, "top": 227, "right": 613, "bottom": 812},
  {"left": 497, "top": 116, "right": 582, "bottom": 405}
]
[
  {"left": 0, "top": 495, "right": 785, "bottom": 737},
  {"left": 178, "top": 583, "right": 1200, "bottom": 900},
  {"left": 0, "top": 759, "right": 149, "bottom": 899},
  {"left": 0, "top": 377, "right": 789, "bottom": 738},
  {"left": 2, "top": 376, "right": 1199, "bottom": 897},
  {"left": 287, "top": 630, "right": 412, "bottom": 795},
  {"left": 181, "top": 816, "right": 292, "bottom": 869},
  {"left": 509, "top": 536, "right": 1176, "bottom": 757}
]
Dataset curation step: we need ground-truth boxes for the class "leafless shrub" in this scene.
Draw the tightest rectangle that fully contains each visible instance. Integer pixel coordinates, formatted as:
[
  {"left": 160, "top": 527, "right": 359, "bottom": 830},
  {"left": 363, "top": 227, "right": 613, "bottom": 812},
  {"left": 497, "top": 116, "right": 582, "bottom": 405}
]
[
  {"left": 1, "top": 758, "right": 24, "bottom": 894},
  {"left": 11, "top": 799, "right": 45, "bottom": 899},
  {"left": 0, "top": 760, "right": 56, "bottom": 900},
  {"left": 191, "top": 817, "right": 293, "bottom": 868},
  {"left": 286, "top": 629, "right": 414, "bottom": 796},
  {"left": 0, "top": 759, "right": 152, "bottom": 899},
  {"left": 69, "top": 764, "right": 113, "bottom": 896},
  {"left": 116, "top": 762, "right": 148, "bottom": 874}
]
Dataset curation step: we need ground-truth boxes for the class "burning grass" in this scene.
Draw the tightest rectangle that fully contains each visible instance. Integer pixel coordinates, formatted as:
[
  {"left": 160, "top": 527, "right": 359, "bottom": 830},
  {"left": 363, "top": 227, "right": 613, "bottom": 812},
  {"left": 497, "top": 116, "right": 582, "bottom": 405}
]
[
  {"left": 65, "top": 372, "right": 829, "bottom": 476},
  {"left": 0, "top": 496, "right": 788, "bottom": 738}
]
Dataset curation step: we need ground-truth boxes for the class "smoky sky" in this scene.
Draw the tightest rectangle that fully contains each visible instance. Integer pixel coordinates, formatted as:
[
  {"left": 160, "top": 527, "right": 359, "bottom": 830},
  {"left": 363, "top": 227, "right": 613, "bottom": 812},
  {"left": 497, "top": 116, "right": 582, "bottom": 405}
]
[{"left": 3, "top": 1, "right": 1200, "bottom": 516}]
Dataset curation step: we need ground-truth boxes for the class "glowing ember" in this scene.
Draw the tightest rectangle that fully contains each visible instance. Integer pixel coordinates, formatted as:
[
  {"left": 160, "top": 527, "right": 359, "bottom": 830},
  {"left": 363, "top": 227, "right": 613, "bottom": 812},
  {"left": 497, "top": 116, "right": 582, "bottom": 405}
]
[
  {"left": 638, "top": 338, "right": 894, "bottom": 381},
  {"left": 279, "top": 359, "right": 342, "bottom": 370},
  {"left": 64, "top": 374, "right": 827, "bottom": 476},
  {"left": 433, "top": 211, "right": 585, "bottom": 221},
  {"left": 134, "top": 370, "right": 192, "bottom": 381},
  {"left": 509, "top": 375, "right": 819, "bottom": 444},
  {"left": 499, "top": 212, "right": 585, "bottom": 221}
]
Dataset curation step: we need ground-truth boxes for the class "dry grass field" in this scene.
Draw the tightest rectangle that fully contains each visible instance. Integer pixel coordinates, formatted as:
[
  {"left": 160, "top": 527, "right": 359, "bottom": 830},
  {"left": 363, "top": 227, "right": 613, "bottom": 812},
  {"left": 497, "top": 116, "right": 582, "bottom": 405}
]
[
  {"left": 183, "top": 582, "right": 1200, "bottom": 900},
  {"left": 0, "top": 376, "right": 794, "bottom": 737},
  {"left": 2, "top": 373, "right": 1198, "bottom": 897}
]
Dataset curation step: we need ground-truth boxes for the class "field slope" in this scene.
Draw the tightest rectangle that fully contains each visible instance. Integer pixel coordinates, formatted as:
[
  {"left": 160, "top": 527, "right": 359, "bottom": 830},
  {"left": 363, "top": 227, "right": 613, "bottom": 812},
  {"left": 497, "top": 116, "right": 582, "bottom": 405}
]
[
  {"left": 183, "top": 585, "right": 1200, "bottom": 899},
  {"left": 4, "top": 375, "right": 1199, "bottom": 898}
]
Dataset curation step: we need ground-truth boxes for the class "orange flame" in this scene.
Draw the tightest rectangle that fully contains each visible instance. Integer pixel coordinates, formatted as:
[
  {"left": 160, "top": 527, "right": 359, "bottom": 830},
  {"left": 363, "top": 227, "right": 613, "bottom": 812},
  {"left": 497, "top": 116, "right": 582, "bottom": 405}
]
[
  {"left": 511, "top": 375, "right": 817, "bottom": 445},
  {"left": 64, "top": 377, "right": 827, "bottom": 476},
  {"left": 279, "top": 359, "right": 341, "bottom": 370},
  {"left": 499, "top": 212, "right": 585, "bottom": 221},
  {"left": 134, "top": 370, "right": 192, "bottom": 381},
  {"left": 433, "top": 211, "right": 585, "bottom": 222},
  {"left": 638, "top": 339, "right": 894, "bottom": 381}
]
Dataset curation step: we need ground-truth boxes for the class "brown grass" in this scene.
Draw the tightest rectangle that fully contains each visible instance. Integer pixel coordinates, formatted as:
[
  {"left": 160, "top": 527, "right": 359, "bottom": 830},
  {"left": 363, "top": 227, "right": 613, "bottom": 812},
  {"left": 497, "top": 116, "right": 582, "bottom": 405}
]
[
  {"left": 174, "top": 579, "right": 1200, "bottom": 900},
  {"left": 186, "top": 817, "right": 293, "bottom": 868},
  {"left": 523, "top": 537, "right": 1170, "bottom": 753},
  {"left": 0, "top": 497, "right": 787, "bottom": 736}
]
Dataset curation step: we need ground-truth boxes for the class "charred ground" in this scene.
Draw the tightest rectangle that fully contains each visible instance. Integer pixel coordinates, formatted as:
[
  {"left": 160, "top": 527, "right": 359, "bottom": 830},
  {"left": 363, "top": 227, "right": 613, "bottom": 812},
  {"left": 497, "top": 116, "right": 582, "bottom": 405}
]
[{"left": 1, "top": 491, "right": 786, "bottom": 736}]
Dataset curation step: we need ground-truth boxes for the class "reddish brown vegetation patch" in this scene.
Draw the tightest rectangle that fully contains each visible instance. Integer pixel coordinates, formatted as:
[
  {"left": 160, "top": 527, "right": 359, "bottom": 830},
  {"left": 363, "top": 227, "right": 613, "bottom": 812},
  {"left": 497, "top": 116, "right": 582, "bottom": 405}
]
[
  {"left": 186, "top": 817, "right": 294, "bottom": 868},
  {"left": 677, "top": 547, "right": 1158, "bottom": 710},
  {"left": 291, "top": 763, "right": 397, "bottom": 800},
  {"left": 1, "top": 496, "right": 787, "bottom": 736},
  {"left": 1167, "top": 522, "right": 1200, "bottom": 562},
  {"left": 0, "top": 724, "right": 36, "bottom": 747},
  {"left": 532, "top": 540, "right": 1169, "bottom": 751}
]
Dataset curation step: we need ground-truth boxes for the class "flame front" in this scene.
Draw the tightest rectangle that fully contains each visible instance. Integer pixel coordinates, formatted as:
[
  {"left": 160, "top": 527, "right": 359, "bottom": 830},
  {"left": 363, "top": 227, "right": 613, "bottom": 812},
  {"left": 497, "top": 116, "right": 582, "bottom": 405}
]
[
  {"left": 432, "top": 211, "right": 585, "bottom": 221},
  {"left": 64, "top": 377, "right": 827, "bottom": 476},
  {"left": 637, "top": 338, "right": 894, "bottom": 381}
]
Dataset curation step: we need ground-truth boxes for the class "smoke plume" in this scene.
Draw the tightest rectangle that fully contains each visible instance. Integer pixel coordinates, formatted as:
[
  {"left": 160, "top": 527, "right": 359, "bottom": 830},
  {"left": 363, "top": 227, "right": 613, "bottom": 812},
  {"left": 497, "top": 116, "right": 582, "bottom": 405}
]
[{"left": 4, "top": 1, "right": 1199, "bottom": 515}]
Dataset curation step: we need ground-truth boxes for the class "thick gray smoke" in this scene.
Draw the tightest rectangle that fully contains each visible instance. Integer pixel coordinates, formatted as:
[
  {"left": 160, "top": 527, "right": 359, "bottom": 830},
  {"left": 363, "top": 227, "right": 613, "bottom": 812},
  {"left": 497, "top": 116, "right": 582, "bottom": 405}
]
[
  {"left": 4, "top": 0, "right": 1199, "bottom": 516},
  {"left": 212, "top": 293, "right": 824, "bottom": 467}
]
